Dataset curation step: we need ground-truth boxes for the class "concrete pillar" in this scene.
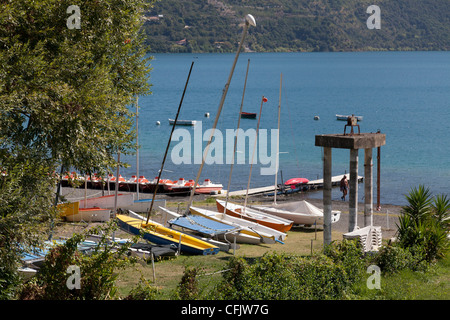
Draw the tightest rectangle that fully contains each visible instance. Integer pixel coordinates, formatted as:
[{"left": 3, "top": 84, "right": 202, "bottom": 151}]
[
  {"left": 364, "top": 148, "right": 373, "bottom": 226},
  {"left": 323, "top": 147, "right": 332, "bottom": 246},
  {"left": 349, "top": 149, "right": 358, "bottom": 232}
]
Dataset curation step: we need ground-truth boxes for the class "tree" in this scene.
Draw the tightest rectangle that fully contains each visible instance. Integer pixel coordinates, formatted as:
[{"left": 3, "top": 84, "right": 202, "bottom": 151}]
[
  {"left": 0, "top": 0, "right": 153, "bottom": 298},
  {"left": 0, "top": 0, "right": 152, "bottom": 174}
]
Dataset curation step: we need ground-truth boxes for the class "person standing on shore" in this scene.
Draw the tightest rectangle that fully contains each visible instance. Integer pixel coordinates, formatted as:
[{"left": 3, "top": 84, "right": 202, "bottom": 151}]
[{"left": 340, "top": 175, "right": 348, "bottom": 200}]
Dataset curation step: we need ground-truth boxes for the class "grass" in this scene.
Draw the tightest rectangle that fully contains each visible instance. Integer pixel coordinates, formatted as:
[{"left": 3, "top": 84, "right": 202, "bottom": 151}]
[
  {"left": 114, "top": 223, "right": 450, "bottom": 300},
  {"left": 355, "top": 254, "right": 450, "bottom": 300},
  {"left": 56, "top": 197, "right": 448, "bottom": 300},
  {"left": 114, "top": 226, "right": 335, "bottom": 298}
]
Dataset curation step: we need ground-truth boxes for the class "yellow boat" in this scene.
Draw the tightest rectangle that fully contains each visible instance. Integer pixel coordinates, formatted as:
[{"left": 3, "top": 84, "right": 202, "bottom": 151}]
[
  {"left": 57, "top": 201, "right": 111, "bottom": 222},
  {"left": 116, "top": 214, "right": 219, "bottom": 255}
]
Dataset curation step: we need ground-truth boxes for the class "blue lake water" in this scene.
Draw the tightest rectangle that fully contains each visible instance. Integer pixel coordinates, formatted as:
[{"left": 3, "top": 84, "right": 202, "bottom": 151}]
[{"left": 120, "top": 51, "right": 450, "bottom": 206}]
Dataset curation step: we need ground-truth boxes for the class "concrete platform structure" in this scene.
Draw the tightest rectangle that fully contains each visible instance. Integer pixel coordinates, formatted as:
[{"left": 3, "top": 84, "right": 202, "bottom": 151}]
[{"left": 315, "top": 130, "right": 386, "bottom": 246}]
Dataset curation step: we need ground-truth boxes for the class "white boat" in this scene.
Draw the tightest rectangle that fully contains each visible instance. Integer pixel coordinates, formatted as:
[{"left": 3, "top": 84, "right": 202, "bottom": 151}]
[
  {"left": 78, "top": 193, "right": 134, "bottom": 209},
  {"left": 336, "top": 114, "right": 363, "bottom": 121},
  {"left": 250, "top": 200, "right": 341, "bottom": 226},
  {"left": 189, "top": 206, "right": 287, "bottom": 244},
  {"left": 121, "top": 198, "right": 166, "bottom": 213},
  {"left": 216, "top": 199, "right": 293, "bottom": 233},
  {"left": 194, "top": 179, "right": 223, "bottom": 194},
  {"left": 168, "top": 118, "right": 197, "bottom": 126}
]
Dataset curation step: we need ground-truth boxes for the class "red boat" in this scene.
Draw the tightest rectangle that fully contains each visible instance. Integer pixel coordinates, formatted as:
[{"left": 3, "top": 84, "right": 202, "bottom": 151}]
[
  {"left": 240, "top": 112, "right": 257, "bottom": 119},
  {"left": 285, "top": 177, "right": 309, "bottom": 186}
]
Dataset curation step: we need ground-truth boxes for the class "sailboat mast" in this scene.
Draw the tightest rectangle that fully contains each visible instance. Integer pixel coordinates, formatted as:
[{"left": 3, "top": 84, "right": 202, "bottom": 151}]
[
  {"left": 243, "top": 95, "right": 266, "bottom": 212},
  {"left": 136, "top": 95, "right": 139, "bottom": 200},
  {"left": 185, "top": 15, "right": 256, "bottom": 215},
  {"left": 273, "top": 73, "right": 282, "bottom": 205},
  {"left": 146, "top": 61, "right": 195, "bottom": 225},
  {"left": 224, "top": 58, "right": 251, "bottom": 211}
]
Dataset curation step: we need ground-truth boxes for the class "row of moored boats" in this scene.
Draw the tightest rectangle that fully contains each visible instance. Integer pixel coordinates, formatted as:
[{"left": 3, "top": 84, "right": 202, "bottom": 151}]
[{"left": 61, "top": 172, "right": 223, "bottom": 195}]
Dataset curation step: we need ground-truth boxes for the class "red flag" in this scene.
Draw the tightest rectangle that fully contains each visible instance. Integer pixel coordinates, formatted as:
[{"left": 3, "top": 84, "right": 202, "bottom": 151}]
[{"left": 263, "top": 97, "right": 268, "bottom": 102}]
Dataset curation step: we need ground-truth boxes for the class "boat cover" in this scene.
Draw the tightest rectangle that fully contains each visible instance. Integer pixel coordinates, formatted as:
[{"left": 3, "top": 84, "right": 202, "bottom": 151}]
[{"left": 168, "top": 214, "right": 237, "bottom": 237}]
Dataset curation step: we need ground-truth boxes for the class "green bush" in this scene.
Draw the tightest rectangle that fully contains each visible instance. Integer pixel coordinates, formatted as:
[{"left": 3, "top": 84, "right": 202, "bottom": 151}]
[
  {"left": 397, "top": 185, "right": 450, "bottom": 262},
  {"left": 211, "top": 251, "right": 360, "bottom": 300},
  {"left": 18, "top": 222, "right": 137, "bottom": 300},
  {"left": 324, "top": 239, "right": 367, "bottom": 285},
  {"left": 374, "top": 244, "right": 429, "bottom": 274},
  {"left": 173, "top": 266, "right": 202, "bottom": 300},
  {"left": 124, "top": 277, "right": 160, "bottom": 300}
]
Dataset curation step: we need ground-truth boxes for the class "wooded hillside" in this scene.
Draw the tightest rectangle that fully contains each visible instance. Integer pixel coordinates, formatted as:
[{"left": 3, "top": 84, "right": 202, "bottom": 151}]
[{"left": 142, "top": 0, "right": 450, "bottom": 53}]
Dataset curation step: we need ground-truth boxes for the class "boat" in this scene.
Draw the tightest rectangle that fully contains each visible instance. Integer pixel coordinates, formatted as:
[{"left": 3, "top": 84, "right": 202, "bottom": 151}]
[
  {"left": 86, "top": 173, "right": 103, "bottom": 189},
  {"left": 63, "top": 205, "right": 111, "bottom": 222},
  {"left": 157, "top": 207, "right": 240, "bottom": 251},
  {"left": 115, "top": 214, "right": 219, "bottom": 255},
  {"left": 128, "top": 243, "right": 177, "bottom": 259},
  {"left": 267, "top": 177, "right": 311, "bottom": 195},
  {"left": 78, "top": 193, "right": 134, "bottom": 209},
  {"left": 189, "top": 206, "right": 286, "bottom": 244},
  {"left": 163, "top": 178, "right": 195, "bottom": 195},
  {"left": 146, "top": 177, "right": 173, "bottom": 193},
  {"left": 169, "top": 118, "right": 197, "bottom": 126},
  {"left": 121, "top": 198, "right": 166, "bottom": 213},
  {"left": 159, "top": 206, "right": 258, "bottom": 245},
  {"left": 215, "top": 199, "right": 294, "bottom": 233},
  {"left": 194, "top": 179, "right": 223, "bottom": 194},
  {"left": 108, "top": 174, "right": 127, "bottom": 190},
  {"left": 285, "top": 177, "right": 309, "bottom": 186},
  {"left": 336, "top": 114, "right": 363, "bottom": 121},
  {"left": 85, "top": 233, "right": 178, "bottom": 259},
  {"left": 128, "top": 175, "right": 150, "bottom": 192},
  {"left": 240, "top": 112, "right": 257, "bottom": 119},
  {"left": 250, "top": 200, "right": 341, "bottom": 226}
]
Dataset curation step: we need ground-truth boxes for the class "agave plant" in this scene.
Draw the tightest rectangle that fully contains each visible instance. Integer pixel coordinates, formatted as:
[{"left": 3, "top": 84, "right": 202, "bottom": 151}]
[
  {"left": 396, "top": 185, "right": 450, "bottom": 262},
  {"left": 432, "top": 194, "right": 450, "bottom": 232},
  {"left": 401, "top": 185, "right": 433, "bottom": 224}
]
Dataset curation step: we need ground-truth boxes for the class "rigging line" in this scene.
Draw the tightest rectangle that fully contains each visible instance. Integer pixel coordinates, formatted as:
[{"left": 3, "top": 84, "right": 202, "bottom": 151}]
[
  {"left": 146, "top": 61, "right": 195, "bottom": 225},
  {"left": 185, "top": 18, "right": 254, "bottom": 215},
  {"left": 225, "top": 58, "right": 250, "bottom": 211},
  {"left": 243, "top": 95, "right": 266, "bottom": 212},
  {"left": 283, "top": 83, "right": 301, "bottom": 175}
]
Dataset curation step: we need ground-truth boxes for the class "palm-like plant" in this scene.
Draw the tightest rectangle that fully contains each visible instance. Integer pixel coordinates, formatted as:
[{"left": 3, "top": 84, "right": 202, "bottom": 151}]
[
  {"left": 396, "top": 185, "right": 449, "bottom": 262},
  {"left": 401, "top": 185, "right": 433, "bottom": 224},
  {"left": 432, "top": 194, "right": 450, "bottom": 231}
]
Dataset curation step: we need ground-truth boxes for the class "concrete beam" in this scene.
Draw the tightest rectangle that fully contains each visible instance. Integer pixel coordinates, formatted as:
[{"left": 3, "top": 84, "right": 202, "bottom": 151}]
[{"left": 315, "top": 133, "right": 386, "bottom": 150}]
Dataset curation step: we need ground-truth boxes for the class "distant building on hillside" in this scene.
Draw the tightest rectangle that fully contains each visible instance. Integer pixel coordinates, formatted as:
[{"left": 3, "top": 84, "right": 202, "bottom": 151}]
[{"left": 176, "top": 38, "right": 187, "bottom": 46}]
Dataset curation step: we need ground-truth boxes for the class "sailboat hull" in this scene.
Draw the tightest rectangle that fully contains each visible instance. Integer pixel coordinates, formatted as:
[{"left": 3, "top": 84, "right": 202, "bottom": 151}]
[
  {"left": 216, "top": 200, "right": 293, "bottom": 232},
  {"left": 251, "top": 200, "right": 340, "bottom": 226}
]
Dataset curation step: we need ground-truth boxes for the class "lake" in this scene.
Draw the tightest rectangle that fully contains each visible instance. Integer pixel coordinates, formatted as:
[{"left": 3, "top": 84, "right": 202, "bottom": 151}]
[{"left": 119, "top": 51, "right": 450, "bottom": 206}]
